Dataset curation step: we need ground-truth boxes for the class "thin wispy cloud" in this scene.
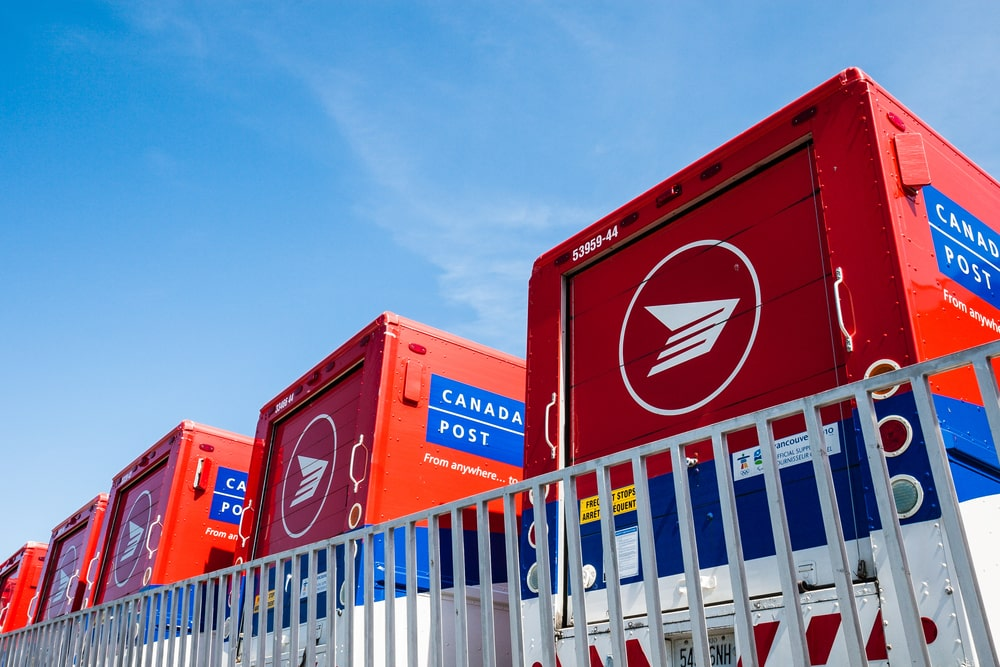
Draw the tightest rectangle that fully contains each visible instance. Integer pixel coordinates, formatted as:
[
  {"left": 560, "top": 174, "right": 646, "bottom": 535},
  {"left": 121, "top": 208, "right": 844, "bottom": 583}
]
[{"left": 307, "top": 65, "right": 585, "bottom": 353}]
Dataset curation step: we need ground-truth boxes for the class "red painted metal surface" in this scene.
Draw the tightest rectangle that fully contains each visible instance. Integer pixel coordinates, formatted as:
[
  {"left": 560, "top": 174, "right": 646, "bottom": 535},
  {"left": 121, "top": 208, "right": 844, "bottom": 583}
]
[
  {"left": 33, "top": 494, "right": 108, "bottom": 622},
  {"left": 90, "top": 421, "right": 253, "bottom": 605},
  {"left": 240, "top": 312, "right": 525, "bottom": 559},
  {"left": 0, "top": 543, "right": 47, "bottom": 633}
]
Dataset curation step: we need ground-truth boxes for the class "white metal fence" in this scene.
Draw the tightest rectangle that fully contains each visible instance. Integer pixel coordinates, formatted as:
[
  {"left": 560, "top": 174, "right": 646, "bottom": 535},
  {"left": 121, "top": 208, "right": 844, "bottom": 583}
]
[{"left": 3, "top": 341, "right": 1000, "bottom": 666}]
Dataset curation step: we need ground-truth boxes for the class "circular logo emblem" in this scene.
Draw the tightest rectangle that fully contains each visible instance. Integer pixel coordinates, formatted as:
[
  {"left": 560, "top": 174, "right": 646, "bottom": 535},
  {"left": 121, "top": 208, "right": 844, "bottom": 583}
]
[
  {"left": 619, "top": 240, "right": 761, "bottom": 415},
  {"left": 280, "top": 414, "right": 337, "bottom": 539},
  {"left": 51, "top": 544, "right": 79, "bottom": 615},
  {"left": 113, "top": 490, "right": 152, "bottom": 588}
]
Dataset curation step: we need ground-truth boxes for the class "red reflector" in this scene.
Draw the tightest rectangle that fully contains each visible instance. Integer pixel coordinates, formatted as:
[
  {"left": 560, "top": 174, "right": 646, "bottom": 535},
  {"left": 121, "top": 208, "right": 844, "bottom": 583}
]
[
  {"left": 922, "top": 617, "right": 938, "bottom": 644},
  {"left": 888, "top": 111, "right": 907, "bottom": 131},
  {"left": 199, "top": 443, "right": 215, "bottom": 452},
  {"left": 408, "top": 343, "right": 427, "bottom": 355},
  {"left": 878, "top": 416, "right": 912, "bottom": 455}
]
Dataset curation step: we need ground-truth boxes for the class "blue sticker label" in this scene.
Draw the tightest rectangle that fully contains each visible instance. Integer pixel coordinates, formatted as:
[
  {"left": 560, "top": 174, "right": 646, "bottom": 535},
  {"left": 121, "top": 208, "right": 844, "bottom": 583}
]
[
  {"left": 425, "top": 375, "right": 524, "bottom": 467},
  {"left": 209, "top": 467, "right": 248, "bottom": 525},
  {"left": 926, "top": 185, "right": 1000, "bottom": 310}
]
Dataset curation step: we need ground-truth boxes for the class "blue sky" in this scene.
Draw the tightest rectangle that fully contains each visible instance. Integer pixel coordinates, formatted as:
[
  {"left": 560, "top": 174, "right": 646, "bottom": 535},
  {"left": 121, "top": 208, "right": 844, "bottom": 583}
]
[{"left": 2, "top": 2, "right": 999, "bottom": 561}]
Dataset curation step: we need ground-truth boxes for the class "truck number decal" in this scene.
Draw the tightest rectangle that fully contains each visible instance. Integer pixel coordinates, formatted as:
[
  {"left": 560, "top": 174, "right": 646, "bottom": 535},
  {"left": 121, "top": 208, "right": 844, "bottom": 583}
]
[{"left": 572, "top": 225, "right": 619, "bottom": 262}]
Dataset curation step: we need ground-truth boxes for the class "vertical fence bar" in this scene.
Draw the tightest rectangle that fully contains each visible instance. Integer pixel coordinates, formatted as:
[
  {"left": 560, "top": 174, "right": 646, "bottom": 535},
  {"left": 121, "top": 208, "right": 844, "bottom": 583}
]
[
  {"left": 710, "top": 428, "right": 756, "bottom": 667},
  {"left": 288, "top": 554, "right": 301, "bottom": 667},
  {"left": 911, "top": 370, "right": 998, "bottom": 665},
  {"left": 854, "top": 388, "right": 931, "bottom": 665},
  {"left": 530, "top": 480, "right": 557, "bottom": 667},
  {"left": 428, "top": 513, "right": 443, "bottom": 667},
  {"left": 325, "top": 545, "right": 336, "bottom": 667},
  {"left": 503, "top": 491, "right": 524, "bottom": 666},
  {"left": 226, "top": 570, "right": 241, "bottom": 667},
  {"left": 672, "top": 441, "right": 710, "bottom": 667},
  {"left": 271, "top": 557, "right": 286, "bottom": 667},
  {"left": 167, "top": 583, "right": 181, "bottom": 667},
  {"left": 802, "top": 401, "right": 869, "bottom": 666},
  {"left": 757, "top": 419, "right": 809, "bottom": 666},
  {"left": 450, "top": 507, "right": 470, "bottom": 667},
  {"left": 384, "top": 524, "right": 397, "bottom": 667},
  {"left": 562, "top": 472, "right": 589, "bottom": 666},
  {"left": 237, "top": 563, "right": 254, "bottom": 667},
  {"left": 596, "top": 464, "right": 627, "bottom": 664},
  {"left": 363, "top": 531, "right": 376, "bottom": 667},
  {"left": 632, "top": 451, "right": 666, "bottom": 667},
  {"left": 342, "top": 540, "right": 356, "bottom": 667},
  {"left": 190, "top": 579, "right": 205, "bottom": 665},
  {"left": 404, "top": 521, "right": 418, "bottom": 667},
  {"left": 81, "top": 608, "right": 97, "bottom": 667},
  {"left": 255, "top": 560, "right": 269, "bottom": 667},
  {"left": 212, "top": 575, "right": 227, "bottom": 666},
  {"left": 304, "top": 547, "right": 318, "bottom": 667},
  {"left": 475, "top": 499, "right": 496, "bottom": 667},
  {"left": 158, "top": 586, "right": 170, "bottom": 667}
]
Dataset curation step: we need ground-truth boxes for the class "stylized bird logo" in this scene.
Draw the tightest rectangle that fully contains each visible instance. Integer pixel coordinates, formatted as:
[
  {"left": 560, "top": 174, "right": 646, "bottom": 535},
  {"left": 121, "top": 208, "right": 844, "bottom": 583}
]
[{"left": 644, "top": 298, "right": 740, "bottom": 377}]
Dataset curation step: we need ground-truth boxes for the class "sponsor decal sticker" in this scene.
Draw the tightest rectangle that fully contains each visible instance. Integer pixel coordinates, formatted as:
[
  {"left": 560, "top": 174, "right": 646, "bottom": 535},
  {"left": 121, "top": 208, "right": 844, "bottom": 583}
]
[{"left": 731, "top": 423, "right": 841, "bottom": 479}]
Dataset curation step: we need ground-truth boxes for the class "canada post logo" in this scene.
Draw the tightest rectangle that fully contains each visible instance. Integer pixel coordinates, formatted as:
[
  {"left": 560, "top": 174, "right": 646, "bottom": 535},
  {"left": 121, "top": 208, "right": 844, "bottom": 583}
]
[
  {"left": 925, "top": 185, "right": 1000, "bottom": 311},
  {"left": 280, "top": 414, "right": 337, "bottom": 539},
  {"left": 209, "top": 467, "right": 248, "bottom": 525},
  {"left": 619, "top": 240, "right": 761, "bottom": 415},
  {"left": 426, "top": 375, "right": 524, "bottom": 467},
  {"left": 113, "top": 490, "right": 152, "bottom": 588},
  {"left": 52, "top": 544, "right": 79, "bottom": 614}
]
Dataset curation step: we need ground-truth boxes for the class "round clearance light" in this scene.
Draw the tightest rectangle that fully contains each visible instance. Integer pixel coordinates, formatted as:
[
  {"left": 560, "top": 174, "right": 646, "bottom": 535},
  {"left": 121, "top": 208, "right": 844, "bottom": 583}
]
[
  {"left": 891, "top": 474, "right": 924, "bottom": 519},
  {"left": 581, "top": 564, "right": 597, "bottom": 590},
  {"left": 865, "top": 359, "right": 902, "bottom": 400},
  {"left": 527, "top": 522, "right": 536, "bottom": 549},
  {"left": 348, "top": 503, "right": 363, "bottom": 529},
  {"left": 526, "top": 563, "right": 540, "bottom": 593},
  {"left": 878, "top": 415, "right": 913, "bottom": 457}
]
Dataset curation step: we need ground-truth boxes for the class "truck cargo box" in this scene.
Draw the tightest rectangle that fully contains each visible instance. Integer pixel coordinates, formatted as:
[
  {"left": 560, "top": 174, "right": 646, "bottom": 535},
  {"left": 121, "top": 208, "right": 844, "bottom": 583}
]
[
  {"left": 89, "top": 421, "right": 253, "bottom": 605},
  {"left": 526, "top": 67, "right": 1000, "bottom": 474},
  {"left": 238, "top": 312, "right": 524, "bottom": 665},
  {"left": 240, "top": 311, "right": 525, "bottom": 559},
  {"left": 32, "top": 493, "right": 108, "bottom": 622},
  {"left": 521, "top": 67, "right": 1000, "bottom": 666},
  {"left": 0, "top": 543, "right": 47, "bottom": 633}
]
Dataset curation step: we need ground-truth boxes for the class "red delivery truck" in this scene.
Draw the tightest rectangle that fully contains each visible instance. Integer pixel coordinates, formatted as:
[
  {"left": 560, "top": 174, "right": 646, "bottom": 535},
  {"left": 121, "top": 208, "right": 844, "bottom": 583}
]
[
  {"left": 33, "top": 494, "right": 108, "bottom": 622},
  {"left": 237, "top": 312, "right": 524, "bottom": 665},
  {"left": 520, "top": 68, "right": 1000, "bottom": 665},
  {"left": 240, "top": 311, "right": 525, "bottom": 558},
  {"left": 89, "top": 421, "right": 253, "bottom": 605},
  {"left": 0, "top": 543, "right": 47, "bottom": 633}
]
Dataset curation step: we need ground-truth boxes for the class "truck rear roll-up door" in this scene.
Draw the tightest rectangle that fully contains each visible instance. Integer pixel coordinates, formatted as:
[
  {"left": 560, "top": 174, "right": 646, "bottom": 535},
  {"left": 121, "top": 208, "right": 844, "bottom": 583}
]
[{"left": 568, "top": 144, "right": 840, "bottom": 463}]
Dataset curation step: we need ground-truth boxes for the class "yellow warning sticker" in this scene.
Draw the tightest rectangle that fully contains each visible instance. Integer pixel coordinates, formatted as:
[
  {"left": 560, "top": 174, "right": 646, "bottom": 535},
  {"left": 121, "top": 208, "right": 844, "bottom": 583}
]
[
  {"left": 253, "top": 589, "right": 276, "bottom": 612},
  {"left": 579, "top": 485, "right": 636, "bottom": 524}
]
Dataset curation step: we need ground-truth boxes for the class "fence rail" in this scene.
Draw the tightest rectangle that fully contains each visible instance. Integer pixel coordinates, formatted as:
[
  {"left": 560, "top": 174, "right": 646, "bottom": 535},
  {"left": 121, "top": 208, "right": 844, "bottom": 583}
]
[{"left": 4, "top": 341, "right": 1000, "bottom": 666}]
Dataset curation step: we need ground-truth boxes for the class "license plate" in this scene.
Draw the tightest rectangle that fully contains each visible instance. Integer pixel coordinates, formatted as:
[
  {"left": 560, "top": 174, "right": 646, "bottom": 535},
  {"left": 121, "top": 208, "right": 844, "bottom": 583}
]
[{"left": 671, "top": 632, "right": 737, "bottom": 667}]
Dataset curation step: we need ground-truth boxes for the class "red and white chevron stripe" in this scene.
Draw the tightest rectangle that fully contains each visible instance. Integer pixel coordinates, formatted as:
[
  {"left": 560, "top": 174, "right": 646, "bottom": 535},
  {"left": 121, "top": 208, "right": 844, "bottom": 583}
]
[{"left": 540, "top": 609, "right": 939, "bottom": 667}]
